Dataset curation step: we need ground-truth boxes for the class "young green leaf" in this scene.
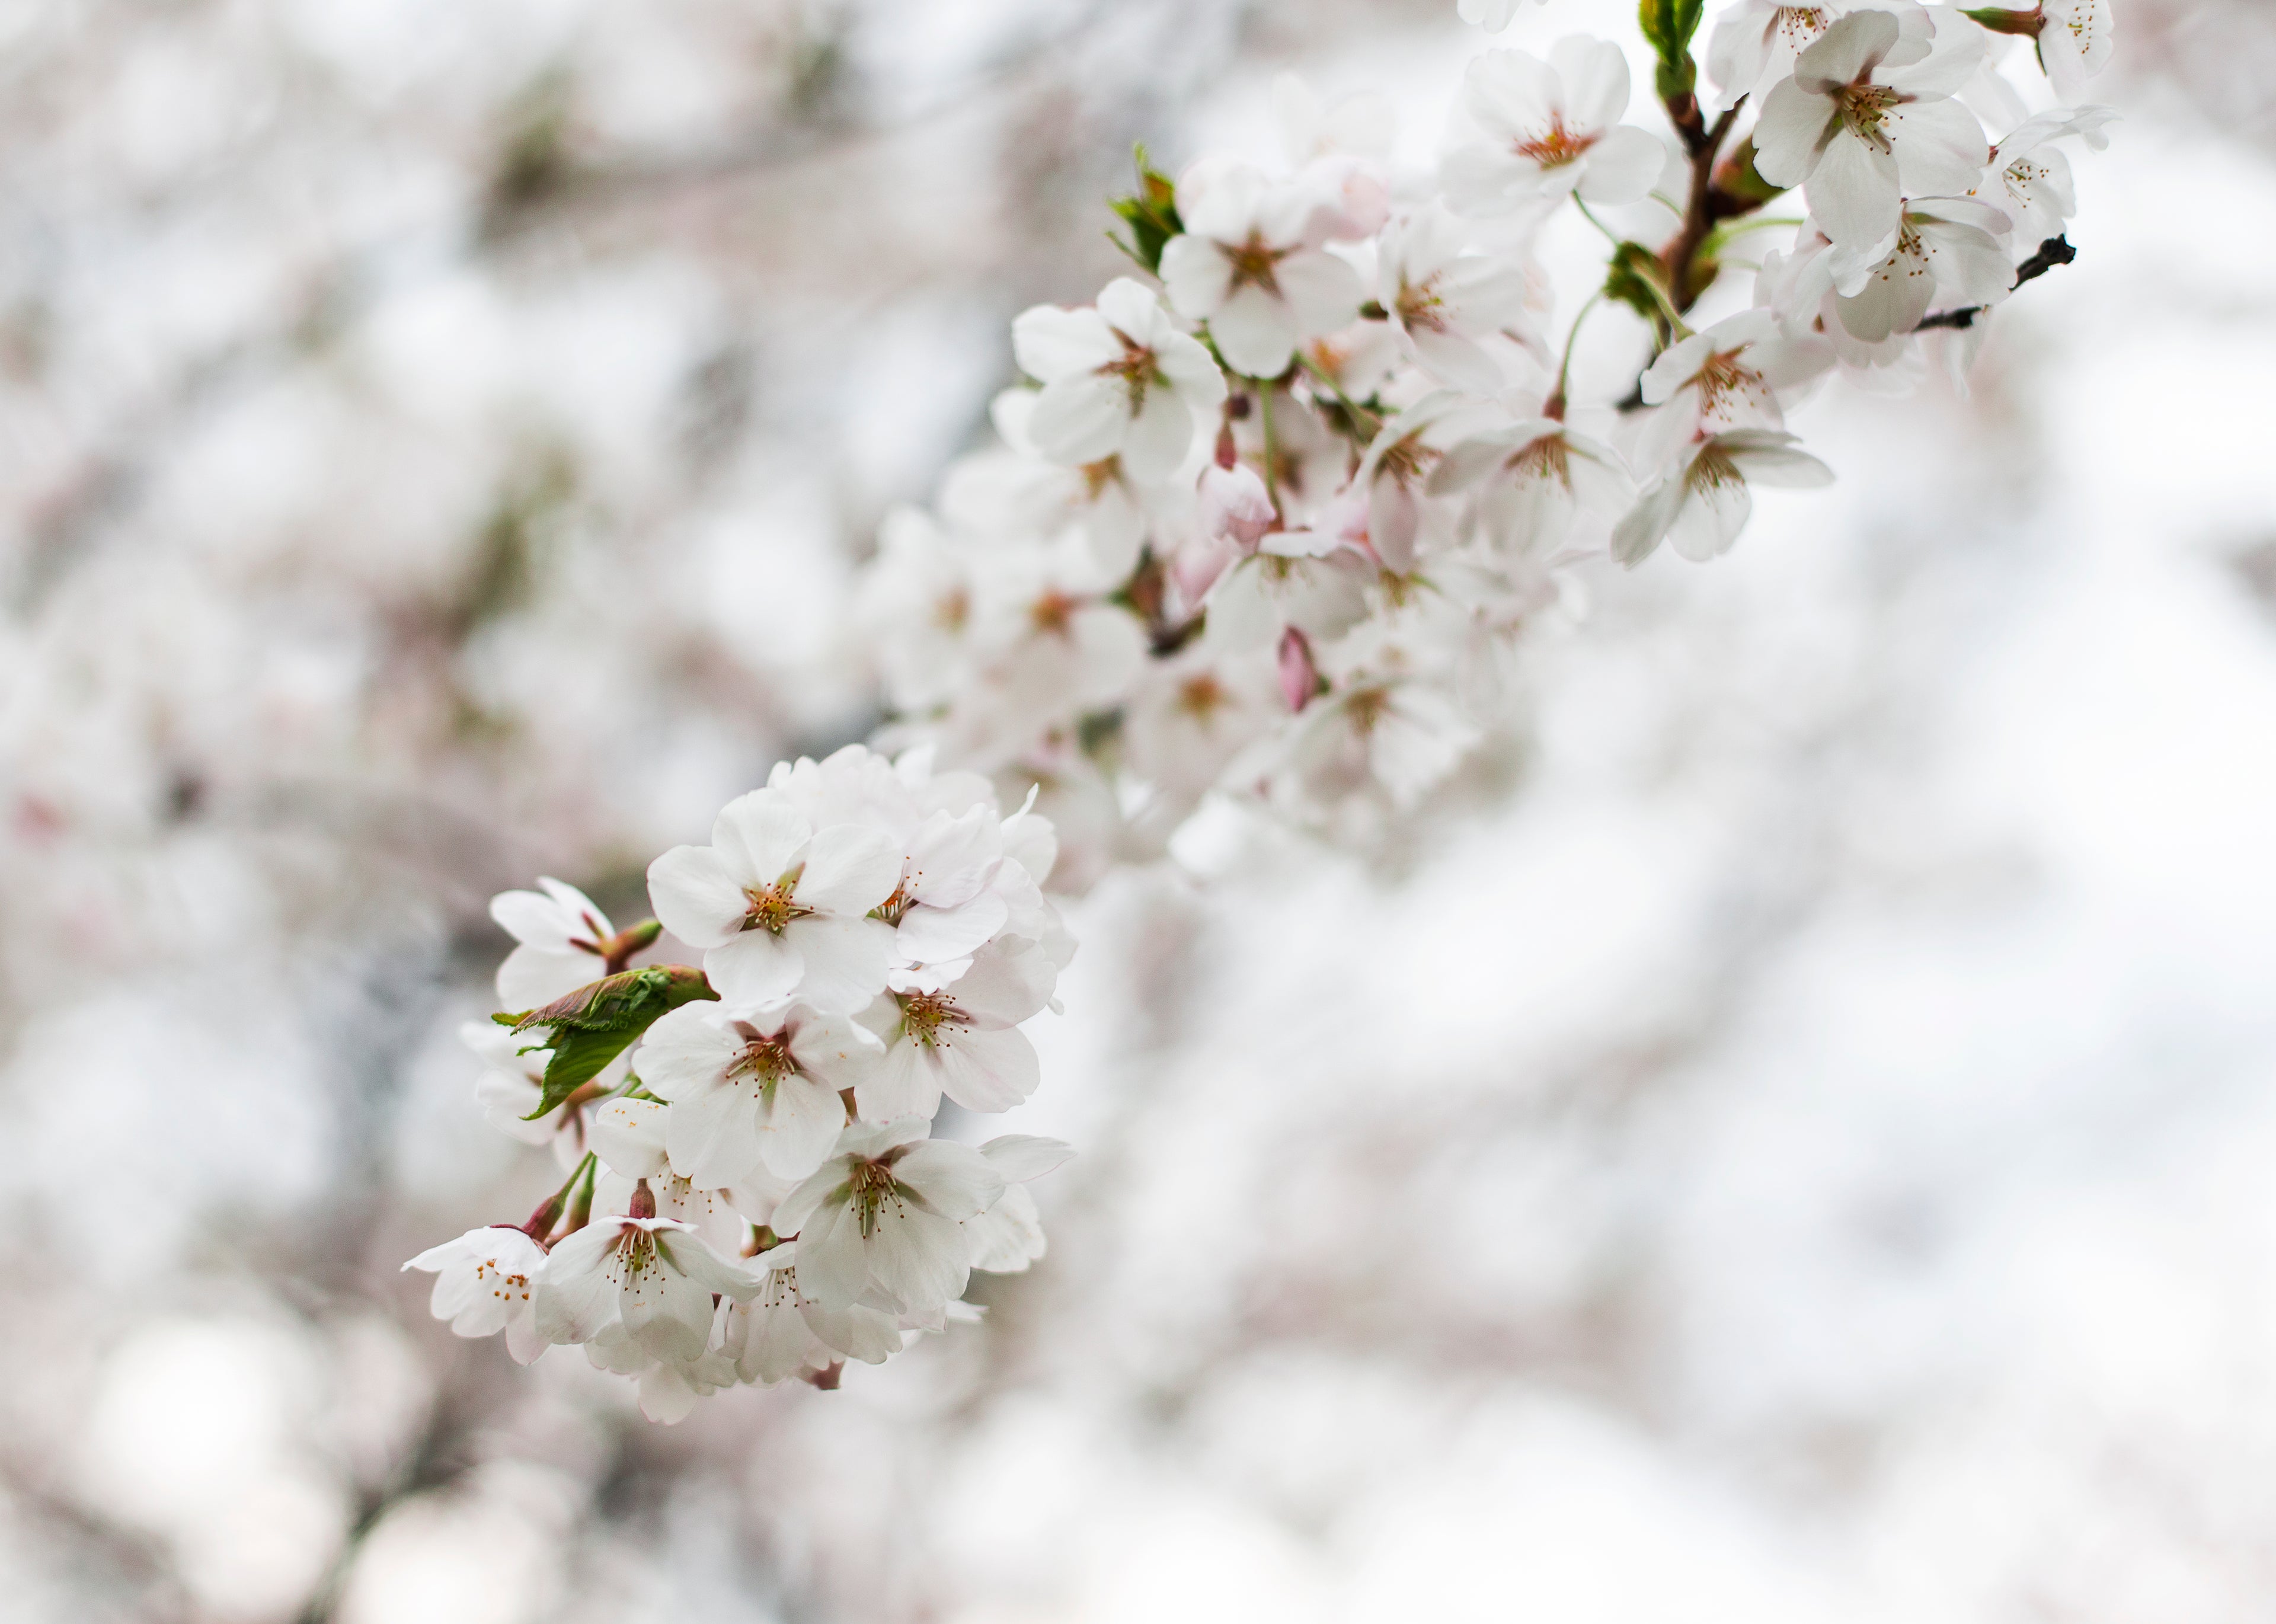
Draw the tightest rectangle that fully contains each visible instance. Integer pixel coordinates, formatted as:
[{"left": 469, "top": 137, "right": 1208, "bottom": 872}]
[{"left": 496, "top": 964, "right": 718, "bottom": 1118}]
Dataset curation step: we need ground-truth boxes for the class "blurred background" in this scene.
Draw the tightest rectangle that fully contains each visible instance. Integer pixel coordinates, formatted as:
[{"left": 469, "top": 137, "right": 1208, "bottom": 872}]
[{"left": 5, "top": 0, "right": 2276, "bottom": 1619}]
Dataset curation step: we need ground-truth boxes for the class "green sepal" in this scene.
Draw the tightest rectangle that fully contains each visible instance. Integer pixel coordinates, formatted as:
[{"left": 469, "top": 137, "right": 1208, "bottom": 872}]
[
  {"left": 1959, "top": 5, "right": 2044, "bottom": 38},
  {"left": 1713, "top": 135, "right": 1788, "bottom": 210},
  {"left": 497, "top": 964, "right": 718, "bottom": 1118},
  {"left": 1638, "top": 0, "right": 1706, "bottom": 91},
  {"left": 1601, "top": 241, "right": 1672, "bottom": 339},
  {"left": 1107, "top": 144, "right": 1184, "bottom": 275}
]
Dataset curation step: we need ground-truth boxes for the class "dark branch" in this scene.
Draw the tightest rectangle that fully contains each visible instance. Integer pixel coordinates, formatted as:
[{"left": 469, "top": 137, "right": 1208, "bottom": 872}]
[{"left": 1919, "top": 235, "right": 2075, "bottom": 331}]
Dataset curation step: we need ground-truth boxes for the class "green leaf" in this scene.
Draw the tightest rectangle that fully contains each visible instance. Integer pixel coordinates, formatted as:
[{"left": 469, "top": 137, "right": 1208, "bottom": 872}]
[
  {"left": 1601, "top": 240, "right": 1671, "bottom": 340},
  {"left": 500, "top": 964, "right": 717, "bottom": 1118},
  {"left": 1107, "top": 143, "right": 1184, "bottom": 275}
]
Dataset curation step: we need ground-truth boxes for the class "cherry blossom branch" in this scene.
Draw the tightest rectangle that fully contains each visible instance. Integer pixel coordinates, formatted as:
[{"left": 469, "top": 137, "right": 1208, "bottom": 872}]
[{"left": 1917, "top": 235, "right": 2079, "bottom": 330}]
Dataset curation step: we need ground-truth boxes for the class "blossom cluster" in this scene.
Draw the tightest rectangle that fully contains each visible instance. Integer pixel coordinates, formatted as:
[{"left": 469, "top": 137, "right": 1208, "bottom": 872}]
[
  {"left": 409, "top": 744, "right": 1073, "bottom": 1420},
  {"left": 408, "top": 0, "right": 2117, "bottom": 1417},
  {"left": 857, "top": 0, "right": 2114, "bottom": 863}
]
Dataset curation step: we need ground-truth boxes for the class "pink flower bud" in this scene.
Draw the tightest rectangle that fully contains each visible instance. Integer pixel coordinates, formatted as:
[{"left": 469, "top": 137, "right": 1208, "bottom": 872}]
[{"left": 1277, "top": 627, "right": 1321, "bottom": 713}]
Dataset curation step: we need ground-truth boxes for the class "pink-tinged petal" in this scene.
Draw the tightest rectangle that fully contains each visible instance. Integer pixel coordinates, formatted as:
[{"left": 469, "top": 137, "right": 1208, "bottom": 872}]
[
  {"left": 1123, "top": 379, "right": 1197, "bottom": 482},
  {"left": 1462, "top": 49, "right": 1559, "bottom": 143},
  {"left": 1725, "top": 439, "right": 1834, "bottom": 488},
  {"left": 1793, "top": 9, "right": 1898, "bottom": 94},
  {"left": 1405, "top": 324, "right": 1501, "bottom": 395},
  {"left": 635, "top": 1364, "right": 701, "bottom": 1424},
  {"left": 658, "top": 1232, "right": 763, "bottom": 1302},
  {"left": 892, "top": 1140, "right": 1005, "bottom": 1220},
  {"left": 896, "top": 894, "right": 1009, "bottom": 966},
  {"left": 1553, "top": 36, "right": 1631, "bottom": 132},
  {"left": 1639, "top": 331, "right": 1714, "bottom": 407},
  {"left": 621, "top": 1242, "right": 712, "bottom": 1363},
  {"left": 592, "top": 1098, "right": 670, "bottom": 1180},
  {"left": 1210, "top": 282, "right": 1301, "bottom": 379},
  {"left": 629, "top": 1003, "right": 735, "bottom": 1102},
  {"left": 788, "top": 1197, "right": 868, "bottom": 1310},
  {"left": 1158, "top": 234, "right": 1235, "bottom": 320},
  {"left": 966, "top": 1184, "right": 1047, "bottom": 1274},
  {"left": 1155, "top": 329, "right": 1231, "bottom": 412},
  {"left": 1011, "top": 303, "right": 1116, "bottom": 382},
  {"left": 503, "top": 1309, "right": 547, "bottom": 1366},
  {"left": 797, "top": 824, "right": 902, "bottom": 915},
  {"left": 782, "top": 915, "right": 896, "bottom": 1014},
  {"left": 757, "top": 1073, "right": 848, "bottom": 1181},
  {"left": 496, "top": 944, "right": 600, "bottom": 1013},
  {"left": 1750, "top": 79, "right": 1834, "bottom": 188},
  {"left": 705, "top": 929, "right": 803, "bottom": 1009},
  {"left": 1804, "top": 129, "right": 1901, "bottom": 250},
  {"left": 1095, "top": 276, "right": 1168, "bottom": 341},
  {"left": 490, "top": 887, "right": 574, "bottom": 948},
  {"left": 933, "top": 1024, "right": 1040, "bottom": 1112},
  {"left": 1668, "top": 471, "right": 1751, "bottom": 562},
  {"left": 980, "top": 1134, "right": 1076, "bottom": 1182},
  {"left": 1888, "top": 97, "right": 1991, "bottom": 199},
  {"left": 1029, "top": 373, "right": 1130, "bottom": 467},
  {"left": 800, "top": 1299, "right": 906, "bottom": 1364},
  {"left": 711, "top": 791, "right": 810, "bottom": 885},
  {"left": 1575, "top": 125, "right": 1665, "bottom": 205},
  {"left": 1610, "top": 472, "right": 1688, "bottom": 568},
  {"left": 785, "top": 1010, "right": 883, "bottom": 1085},
  {"left": 663, "top": 1077, "right": 758, "bottom": 1189},
  {"left": 535, "top": 1223, "right": 624, "bottom": 1345},
  {"left": 647, "top": 845, "right": 746, "bottom": 949},
  {"left": 854, "top": 1037, "right": 942, "bottom": 1123},
  {"left": 1274, "top": 249, "right": 1364, "bottom": 338},
  {"left": 903, "top": 807, "right": 999, "bottom": 909},
  {"left": 768, "top": 1162, "right": 846, "bottom": 1240},
  {"left": 535, "top": 876, "right": 610, "bottom": 935},
  {"left": 866, "top": 1203, "right": 971, "bottom": 1312}
]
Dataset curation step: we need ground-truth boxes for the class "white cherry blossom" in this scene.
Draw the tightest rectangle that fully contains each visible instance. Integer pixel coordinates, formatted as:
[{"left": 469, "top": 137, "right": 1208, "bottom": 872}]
[
  {"left": 1428, "top": 415, "right": 1634, "bottom": 555},
  {"left": 2039, "top": 0, "right": 2113, "bottom": 102},
  {"left": 646, "top": 789, "right": 900, "bottom": 1013},
  {"left": 1612, "top": 428, "right": 1834, "bottom": 567},
  {"left": 1011, "top": 278, "right": 1227, "bottom": 481},
  {"left": 851, "top": 938, "right": 1054, "bottom": 1120},
  {"left": 403, "top": 1226, "right": 549, "bottom": 1365},
  {"left": 1377, "top": 208, "right": 1542, "bottom": 394},
  {"left": 1159, "top": 160, "right": 1367, "bottom": 379},
  {"left": 1633, "top": 310, "right": 1833, "bottom": 471},
  {"left": 535, "top": 1211, "right": 762, "bottom": 1364},
  {"left": 1711, "top": 3, "right": 1852, "bottom": 103},
  {"left": 768, "top": 1119, "right": 1007, "bottom": 1315},
  {"left": 489, "top": 877, "right": 616, "bottom": 1010},
  {"left": 1752, "top": 6, "right": 1989, "bottom": 252},
  {"left": 638, "top": 1002, "right": 874, "bottom": 1185},
  {"left": 1441, "top": 39, "right": 1667, "bottom": 216}
]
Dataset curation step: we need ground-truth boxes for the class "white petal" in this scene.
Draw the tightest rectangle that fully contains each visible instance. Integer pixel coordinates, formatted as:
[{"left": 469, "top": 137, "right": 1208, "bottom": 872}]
[
  {"left": 1575, "top": 126, "right": 1666, "bottom": 206},
  {"left": 932, "top": 1022, "right": 1040, "bottom": 1112},
  {"left": 1210, "top": 283, "right": 1300, "bottom": 379},
  {"left": 979, "top": 1134, "right": 1076, "bottom": 1182},
  {"left": 704, "top": 929, "right": 803, "bottom": 1009},
  {"left": 781, "top": 915, "right": 896, "bottom": 1014},
  {"left": 866, "top": 1203, "right": 971, "bottom": 1313},
  {"left": 647, "top": 845, "right": 746, "bottom": 950},
  {"left": 891, "top": 1140, "right": 1004, "bottom": 1220},
  {"left": 758, "top": 1073, "right": 848, "bottom": 1181},
  {"left": 797, "top": 824, "right": 902, "bottom": 915},
  {"left": 1011, "top": 303, "right": 1115, "bottom": 382},
  {"left": 592, "top": 1098, "right": 670, "bottom": 1180}
]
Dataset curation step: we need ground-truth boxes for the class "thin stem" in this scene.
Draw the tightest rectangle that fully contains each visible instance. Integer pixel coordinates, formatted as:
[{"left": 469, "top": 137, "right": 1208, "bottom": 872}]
[
  {"left": 1546, "top": 292, "right": 1604, "bottom": 420},
  {"left": 1255, "top": 377, "right": 1281, "bottom": 516},
  {"left": 1572, "top": 197, "right": 1623, "bottom": 247},
  {"left": 522, "top": 1150, "right": 597, "bottom": 1242},
  {"left": 1296, "top": 351, "right": 1381, "bottom": 443}
]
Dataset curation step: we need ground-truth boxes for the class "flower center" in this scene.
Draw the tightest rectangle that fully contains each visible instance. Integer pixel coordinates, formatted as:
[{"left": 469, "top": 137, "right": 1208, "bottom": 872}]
[
  {"left": 1177, "top": 673, "right": 1229, "bottom": 720},
  {"left": 1396, "top": 274, "right": 1449, "bottom": 333},
  {"left": 899, "top": 989, "right": 970, "bottom": 1049},
  {"left": 933, "top": 584, "right": 970, "bottom": 633},
  {"left": 1507, "top": 433, "right": 1573, "bottom": 492},
  {"left": 1223, "top": 232, "right": 1286, "bottom": 295},
  {"left": 1834, "top": 83, "right": 1901, "bottom": 151},
  {"left": 743, "top": 877, "right": 810, "bottom": 935},
  {"left": 1098, "top": 335, "right": 1160, "bottom": 410},
  {"left": 1687, "top": 446, "right": 1744, "bottom": 495},
  {"left": 1377, "top": 435, "right": 1437, "bottom": 488},
  {"left": 847, "top": 1158, "right": 902, "bottom": 1239},
  {"left": 1343, "top": 685, "right": 1392, "bottom": 734},
  {"left": 1776, "top": 7, "right": 1830, "bottom": 46},
  {"left": 1515, "top": 114, "right": 1593, "bottom": 169},
  {"left": 1030, "top": 589, "right": 1081, "bottom": 637},
  {"left": 728, "top": 1031, "right": 796, "bottom": 1085},
  {"left": 1080, "top": 455, "right": 1123, "bottom": 499}
]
